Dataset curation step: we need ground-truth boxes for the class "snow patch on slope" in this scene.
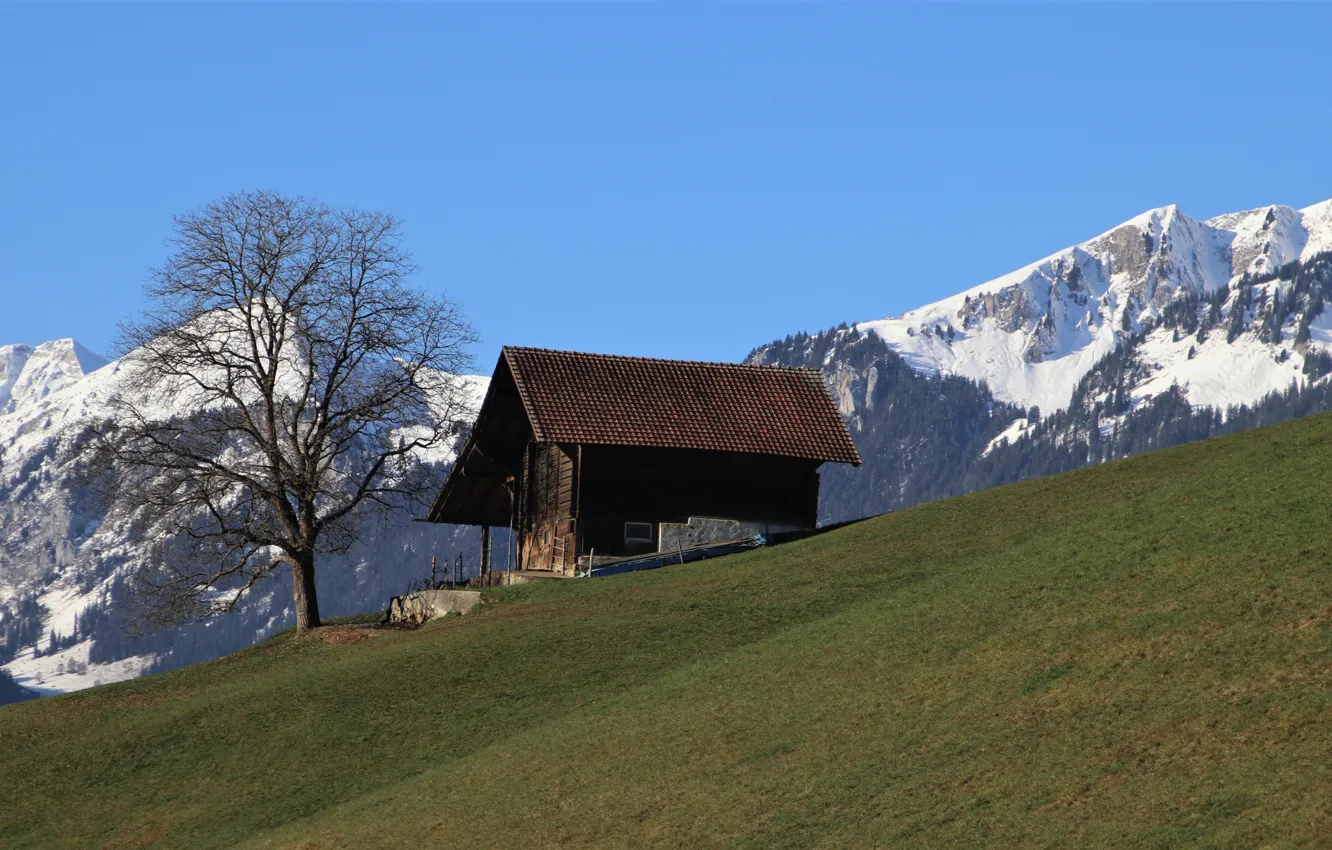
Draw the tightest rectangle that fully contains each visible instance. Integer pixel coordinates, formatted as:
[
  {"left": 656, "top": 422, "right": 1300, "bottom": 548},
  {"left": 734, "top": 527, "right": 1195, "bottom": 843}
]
[
  {"left": 1, "top": 569, "right": 155, "bottom": 694},
  {"left": 5, "top": 641, "right": 153, "bottom": 696},
  {"left": 983, "top": 417, "right": 1030, "bottom": 456},
  {"left": 1131, "top": 329, "right": 1304, "bottom": 409}
]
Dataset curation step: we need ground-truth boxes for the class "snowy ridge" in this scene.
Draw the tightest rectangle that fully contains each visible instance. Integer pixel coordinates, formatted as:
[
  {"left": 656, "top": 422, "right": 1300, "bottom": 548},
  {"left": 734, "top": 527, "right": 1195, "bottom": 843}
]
[
  {"left": 0, "top": 339, "right": 108, "bottom": 415},
  {"left": 858, "top": 200, "right": 1332, "bottom": 412}
]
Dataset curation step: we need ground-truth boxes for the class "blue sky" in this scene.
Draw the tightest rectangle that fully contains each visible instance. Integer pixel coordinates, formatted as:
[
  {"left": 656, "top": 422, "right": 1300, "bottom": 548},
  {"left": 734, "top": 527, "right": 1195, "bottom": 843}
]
[{"left": 3, "top": 3, "right": 1331, "bottom": 371}]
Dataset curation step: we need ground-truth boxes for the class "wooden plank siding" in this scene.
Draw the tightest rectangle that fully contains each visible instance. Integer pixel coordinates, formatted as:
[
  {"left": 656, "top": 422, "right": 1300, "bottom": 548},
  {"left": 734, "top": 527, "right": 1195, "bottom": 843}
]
[{"left": 520, "top": 442, "right": 580, "bottom": 572}]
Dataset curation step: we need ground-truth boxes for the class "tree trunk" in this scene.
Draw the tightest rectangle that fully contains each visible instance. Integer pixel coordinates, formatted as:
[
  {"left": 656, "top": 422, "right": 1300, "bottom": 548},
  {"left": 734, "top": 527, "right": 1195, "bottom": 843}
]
[{"left": 292, "top": 551, "right": 322, "bottom": 634}]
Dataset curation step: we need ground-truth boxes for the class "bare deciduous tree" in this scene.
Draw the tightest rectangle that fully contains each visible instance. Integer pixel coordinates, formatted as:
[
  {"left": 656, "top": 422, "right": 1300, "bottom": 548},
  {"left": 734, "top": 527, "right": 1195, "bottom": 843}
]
[{"left": 99, "top": 191, "right": 477, "bottom": 634}]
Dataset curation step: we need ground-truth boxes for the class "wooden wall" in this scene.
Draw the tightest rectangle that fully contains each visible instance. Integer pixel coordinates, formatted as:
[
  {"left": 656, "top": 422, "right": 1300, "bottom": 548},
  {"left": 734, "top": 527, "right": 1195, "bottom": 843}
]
[
  {"left": 517, "top": 442, "right": 822, "bottom": 571},
  {"left": 519, "top": 442, "right": 578, "bottom": 571}
]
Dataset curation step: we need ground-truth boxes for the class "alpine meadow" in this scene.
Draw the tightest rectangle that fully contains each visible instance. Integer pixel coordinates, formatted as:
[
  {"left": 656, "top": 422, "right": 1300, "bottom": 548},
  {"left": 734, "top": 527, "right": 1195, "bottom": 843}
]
[{"left": 4, "top": 409, "right": 1332, "bottom": 847}]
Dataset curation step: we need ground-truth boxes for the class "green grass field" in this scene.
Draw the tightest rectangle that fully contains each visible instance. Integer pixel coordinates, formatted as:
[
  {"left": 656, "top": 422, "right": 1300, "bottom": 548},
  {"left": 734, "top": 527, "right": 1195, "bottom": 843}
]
[{"left": 6, "top": 411, "right": 1332, "bottom": 848}]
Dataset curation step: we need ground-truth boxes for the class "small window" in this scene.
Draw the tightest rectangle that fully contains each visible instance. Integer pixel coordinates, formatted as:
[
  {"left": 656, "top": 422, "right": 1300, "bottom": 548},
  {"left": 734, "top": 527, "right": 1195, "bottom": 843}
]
[
  {"left": 624, "top": 522, "right": 654, "bottom": 544},
  {"left": 543, "top": 530, "right": 551, "bottom": 546}
]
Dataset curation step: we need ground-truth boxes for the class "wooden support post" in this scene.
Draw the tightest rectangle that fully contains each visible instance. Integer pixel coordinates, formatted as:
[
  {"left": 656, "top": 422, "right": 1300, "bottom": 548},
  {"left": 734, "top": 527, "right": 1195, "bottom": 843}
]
[{"left": 480, "top": 525, "right": 492, "bottom": 583}]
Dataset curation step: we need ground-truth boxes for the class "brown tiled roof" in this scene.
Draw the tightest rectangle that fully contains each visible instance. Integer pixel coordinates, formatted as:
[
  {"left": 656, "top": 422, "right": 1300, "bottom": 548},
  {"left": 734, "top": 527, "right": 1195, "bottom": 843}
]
[{"left": 501, "top": 347, "right": 860, "bottom": 465}]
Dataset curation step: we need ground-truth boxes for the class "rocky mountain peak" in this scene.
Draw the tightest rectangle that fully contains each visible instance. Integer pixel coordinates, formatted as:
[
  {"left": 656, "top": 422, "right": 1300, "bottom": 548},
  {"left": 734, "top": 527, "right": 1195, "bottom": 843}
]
[{"left": 0, "top": 339, "right": 108, "bottom": 416}]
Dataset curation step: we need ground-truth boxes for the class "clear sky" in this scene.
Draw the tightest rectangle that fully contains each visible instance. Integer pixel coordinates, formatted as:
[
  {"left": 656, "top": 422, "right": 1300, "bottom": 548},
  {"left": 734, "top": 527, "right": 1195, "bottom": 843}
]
[{"left": 3, "top": 3, "right": 1331, "bottom": 371}]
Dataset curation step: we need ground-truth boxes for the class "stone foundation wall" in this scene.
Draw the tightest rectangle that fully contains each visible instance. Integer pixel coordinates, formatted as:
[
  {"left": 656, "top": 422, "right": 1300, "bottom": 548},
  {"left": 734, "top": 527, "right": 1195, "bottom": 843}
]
[{"left": 387, "top": 589, "right": 482, "bottom": 625}]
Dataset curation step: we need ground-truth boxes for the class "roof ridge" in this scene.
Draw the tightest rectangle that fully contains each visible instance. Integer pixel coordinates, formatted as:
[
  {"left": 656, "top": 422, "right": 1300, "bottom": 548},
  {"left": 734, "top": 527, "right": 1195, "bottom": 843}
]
[{"left": 501, "top": 345, "right": 821, "bottom": 373}]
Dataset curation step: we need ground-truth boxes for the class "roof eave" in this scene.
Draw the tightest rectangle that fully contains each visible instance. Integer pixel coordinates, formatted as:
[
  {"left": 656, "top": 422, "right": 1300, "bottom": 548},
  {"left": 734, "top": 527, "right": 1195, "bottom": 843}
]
[{"left": 501, "top": 346, "right": 547, "bottom": 442}]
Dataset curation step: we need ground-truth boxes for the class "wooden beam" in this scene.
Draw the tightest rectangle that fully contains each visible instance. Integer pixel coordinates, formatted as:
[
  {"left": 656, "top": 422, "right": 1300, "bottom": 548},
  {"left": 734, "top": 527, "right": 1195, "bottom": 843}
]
[{"left": 480, "top": 525, "right": 491, "bottom": 581}]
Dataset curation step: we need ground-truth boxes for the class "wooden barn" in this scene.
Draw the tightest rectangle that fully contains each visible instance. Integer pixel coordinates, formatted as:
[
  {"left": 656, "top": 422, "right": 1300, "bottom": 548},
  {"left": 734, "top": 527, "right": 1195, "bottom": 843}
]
[{"left": 425, "top": 347, "right": 861, "bottom": 575}]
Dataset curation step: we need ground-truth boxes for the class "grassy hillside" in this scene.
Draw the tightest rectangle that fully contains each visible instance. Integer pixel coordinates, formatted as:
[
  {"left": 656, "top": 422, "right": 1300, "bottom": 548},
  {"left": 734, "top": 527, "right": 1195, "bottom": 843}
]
[{"left": 5, "top": 413, "right": 1332, "bottom": 848}]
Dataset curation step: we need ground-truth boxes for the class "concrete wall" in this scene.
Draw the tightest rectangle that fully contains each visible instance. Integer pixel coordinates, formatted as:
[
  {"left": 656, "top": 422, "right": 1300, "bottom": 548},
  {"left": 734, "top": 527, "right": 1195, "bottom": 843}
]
[
  {"left": 657, "top": 516, "right": 804, "bottom": 553},
  {"left": 387, "top": 589, "right": 482, "bottom": 625}
]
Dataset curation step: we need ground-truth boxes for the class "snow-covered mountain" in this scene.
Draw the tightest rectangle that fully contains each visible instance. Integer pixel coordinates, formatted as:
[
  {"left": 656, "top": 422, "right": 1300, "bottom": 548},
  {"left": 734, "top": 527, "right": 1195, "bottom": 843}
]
[
  {"left": 0, "top": 338, "right": 489, "bottom": 699},
  {"left": 748, "top": 196, "right": 1332, "bottom": 527},
  {"left": 858, "top": 200, "right": 1332, "bottom": 413}
]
